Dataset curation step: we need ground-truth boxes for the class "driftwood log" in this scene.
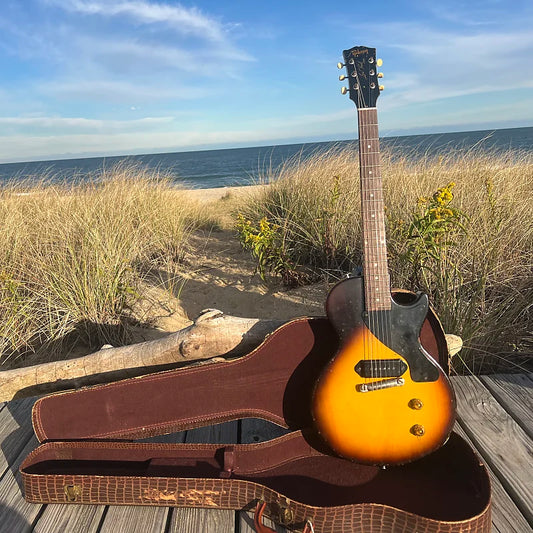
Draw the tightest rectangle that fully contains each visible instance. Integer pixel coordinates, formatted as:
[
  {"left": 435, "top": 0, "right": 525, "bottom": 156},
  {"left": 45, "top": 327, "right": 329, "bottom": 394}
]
[
  {"left": 0, "top": 309, "right": 284, "bottom": 402},
  {"left": 0, "top": 309, "right": 463, "bottom": 402}
]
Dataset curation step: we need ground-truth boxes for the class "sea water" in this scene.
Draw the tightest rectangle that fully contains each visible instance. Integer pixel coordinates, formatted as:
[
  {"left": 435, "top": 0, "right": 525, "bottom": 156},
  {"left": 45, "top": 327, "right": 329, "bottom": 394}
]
[{"left": 0, "top": 126, "right": 531, "bottom": 189}]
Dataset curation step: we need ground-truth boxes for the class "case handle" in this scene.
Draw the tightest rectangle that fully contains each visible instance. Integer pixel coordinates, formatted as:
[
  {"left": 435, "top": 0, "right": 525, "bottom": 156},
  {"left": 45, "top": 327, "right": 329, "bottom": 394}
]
[{"left": 253, "top": 501, "right": 314, "bottom": 533}]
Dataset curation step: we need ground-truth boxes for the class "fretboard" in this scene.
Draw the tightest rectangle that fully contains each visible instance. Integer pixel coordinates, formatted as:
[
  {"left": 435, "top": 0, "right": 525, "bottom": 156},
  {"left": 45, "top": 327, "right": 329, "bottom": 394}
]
[{"left": 358, "top": 107, "right": 391, "bottom": 311}]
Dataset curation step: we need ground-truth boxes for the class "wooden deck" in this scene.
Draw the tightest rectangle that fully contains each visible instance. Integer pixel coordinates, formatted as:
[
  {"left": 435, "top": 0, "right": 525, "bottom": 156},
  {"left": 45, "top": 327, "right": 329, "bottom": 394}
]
[{"left": 0, "top": 374, "right": 531, "bottom": 532}]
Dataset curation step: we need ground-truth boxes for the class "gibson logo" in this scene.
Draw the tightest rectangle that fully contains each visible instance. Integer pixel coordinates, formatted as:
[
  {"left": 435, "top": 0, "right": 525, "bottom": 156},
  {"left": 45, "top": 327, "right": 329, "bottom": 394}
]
[{"left": 350, "top": 48, "right": 368, "bottom": 57}]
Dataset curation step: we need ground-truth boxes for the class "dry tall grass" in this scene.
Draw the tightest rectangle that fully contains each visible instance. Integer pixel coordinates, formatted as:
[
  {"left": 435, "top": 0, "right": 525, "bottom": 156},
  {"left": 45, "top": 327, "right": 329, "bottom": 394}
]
[
  {"left": 0, "top": 165, "right": 215, "bottom": 366},
  {"left": 238, "top": 145, "right": 533, "bottom": 373}
]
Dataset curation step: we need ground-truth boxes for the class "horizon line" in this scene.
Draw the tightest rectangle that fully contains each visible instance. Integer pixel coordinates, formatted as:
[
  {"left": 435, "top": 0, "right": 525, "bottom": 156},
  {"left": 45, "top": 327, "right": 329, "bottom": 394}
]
[{"left": 0, "top": 124, "right": 531, "bottom": 167}]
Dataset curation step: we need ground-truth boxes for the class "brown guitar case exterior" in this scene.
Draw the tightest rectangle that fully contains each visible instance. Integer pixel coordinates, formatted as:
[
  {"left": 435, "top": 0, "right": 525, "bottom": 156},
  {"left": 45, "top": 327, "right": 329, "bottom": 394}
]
[{"left": 21, "top": 314, "right": 491, "bottom": 533}]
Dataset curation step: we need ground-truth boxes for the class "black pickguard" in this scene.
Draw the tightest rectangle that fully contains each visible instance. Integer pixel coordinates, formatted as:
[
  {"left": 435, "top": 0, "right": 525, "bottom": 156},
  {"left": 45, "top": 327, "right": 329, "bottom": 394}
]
[
  {"left": 363, "top": 298, "right": 439, "bottom": 382},
  {"left": 326, "top": 276, "right": 441, "bottom": 382}
]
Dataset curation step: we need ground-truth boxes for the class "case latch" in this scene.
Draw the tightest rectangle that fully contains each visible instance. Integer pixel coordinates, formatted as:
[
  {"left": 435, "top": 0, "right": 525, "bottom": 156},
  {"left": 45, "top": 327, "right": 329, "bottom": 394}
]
[{"left": 64, "top": 484, "right": 82, "bottom": 502}]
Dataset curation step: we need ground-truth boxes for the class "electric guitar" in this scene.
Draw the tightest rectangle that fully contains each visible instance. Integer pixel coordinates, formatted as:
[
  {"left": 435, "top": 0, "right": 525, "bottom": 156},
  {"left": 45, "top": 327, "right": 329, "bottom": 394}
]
[{"left": 311, "top": 46, "right": 456, "bottom": 466}]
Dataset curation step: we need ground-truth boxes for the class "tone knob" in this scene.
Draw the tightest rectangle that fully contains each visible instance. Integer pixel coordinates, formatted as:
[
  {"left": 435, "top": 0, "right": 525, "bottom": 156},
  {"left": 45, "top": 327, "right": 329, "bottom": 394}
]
[
  {"left": 410, "top": 424, "right": 425, "bottom": 437},
  {"left": 408, "top": 398, "right": 423, "bottom": 410}
]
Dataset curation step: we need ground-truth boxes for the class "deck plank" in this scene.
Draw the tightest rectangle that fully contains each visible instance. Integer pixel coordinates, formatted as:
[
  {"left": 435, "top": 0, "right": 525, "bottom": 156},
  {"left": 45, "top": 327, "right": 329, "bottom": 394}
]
[
  {"left": 0, "top": 398, "right": 41, "bottom": 533},
  {"left": 168, "top": 506, "right": 236, "bottom": 533},
  {"left": 479, "top": 373, "right": 533, "bottom": 438},
  {"left": 238, "top": 419, "right": 289, "bottom": 533},
  {"left": 453, "top": 422, "right": 531, "bottom": 533},
  {"left": 453, "top": 375, "right": 533, "bottom": 526},
  {"left": 0, "top": 436, "right": 44, "bottom": 533},
  {"left": 32, "top": 504, "right": 105, "bottom": 533},
  {"left": 168, "top": 422, "right": 239, "bottom": 533},
  {"left": 0, "top": 398, "right": 37, "bottom": 474},
  {"left": 99, "top": 506, "right": 170, "bottom": 533}
]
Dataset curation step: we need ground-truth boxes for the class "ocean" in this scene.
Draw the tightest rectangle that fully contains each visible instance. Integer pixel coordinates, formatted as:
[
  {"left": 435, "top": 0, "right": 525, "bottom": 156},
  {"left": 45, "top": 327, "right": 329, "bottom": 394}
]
[{"left": 0, "top": 126, "right": 531, "bottom": 189}]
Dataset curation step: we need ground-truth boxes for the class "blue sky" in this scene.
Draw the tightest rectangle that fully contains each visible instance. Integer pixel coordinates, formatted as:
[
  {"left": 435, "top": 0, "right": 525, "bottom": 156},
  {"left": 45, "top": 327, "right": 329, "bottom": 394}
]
[{"left": 0, "top": 0, "right": 532, "bottom": 162}]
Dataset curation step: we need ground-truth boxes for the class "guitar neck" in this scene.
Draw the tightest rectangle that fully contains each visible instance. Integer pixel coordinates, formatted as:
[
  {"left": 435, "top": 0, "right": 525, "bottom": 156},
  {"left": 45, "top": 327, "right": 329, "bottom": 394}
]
[{"left": 358, "top": 107, "right": 391, "bottom": 312}]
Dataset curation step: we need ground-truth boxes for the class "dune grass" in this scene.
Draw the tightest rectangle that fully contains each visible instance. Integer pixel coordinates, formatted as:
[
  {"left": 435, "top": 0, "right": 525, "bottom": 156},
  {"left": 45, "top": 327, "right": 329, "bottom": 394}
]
[
  {"left": 236, "top": 145, "right": 533, "bottom": 373},
  {"left": 1, "top": 148, "right": 531, "bottom": 374},
  {"left": 0, "top": 165, "right": 216, "bottom": 366}
]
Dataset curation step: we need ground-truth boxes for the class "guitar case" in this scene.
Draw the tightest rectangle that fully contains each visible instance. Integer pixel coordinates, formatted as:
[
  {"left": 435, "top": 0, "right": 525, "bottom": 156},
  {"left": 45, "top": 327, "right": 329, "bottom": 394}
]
[{"left": 21, "top": 308, "right": 491, "bottom": 532}]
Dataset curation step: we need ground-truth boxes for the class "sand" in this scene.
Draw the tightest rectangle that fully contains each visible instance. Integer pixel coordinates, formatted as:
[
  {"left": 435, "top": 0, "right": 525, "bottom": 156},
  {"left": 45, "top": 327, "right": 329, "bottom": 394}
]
[
  {"left": 142, "top": 185, "right": 330, "bottom": 336},
  {"left": 182, "top": 184, "right": 266, "bottom": 203}
]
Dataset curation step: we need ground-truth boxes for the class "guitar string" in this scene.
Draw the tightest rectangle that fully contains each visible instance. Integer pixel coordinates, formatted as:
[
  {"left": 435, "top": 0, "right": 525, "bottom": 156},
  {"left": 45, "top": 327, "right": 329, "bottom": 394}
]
[
  {"left": 370, "top": 108, "right": 387, "bottom": 381},
  {"left": 372, "top": 108, "right": 393, "bottom": 379},
  {"left": 362, "top": 108, "right": 373, "bottom": 381},
  {"left": 358, "top": 107, "right": 368, "bottom": 384},
  {"left": 357, "top": 70, "right": 393, "bottom": 383},
  {"left": 360, "top": 107, "right": 376, "bottom": 382},
  {"left": 355, "top": 67, "right": 370, "bottom": 385},
  {"left": 362, "top": 109, "right": 374, "bottom": 382},
  {"left": 366, "top": 110, "right": 377, "bottom": 382},
  {"left": 362, "top": 107, "right": 391, "bottom": 382},
  {"left": 365, "top": 110, "right": 382, "bottom": 379}
]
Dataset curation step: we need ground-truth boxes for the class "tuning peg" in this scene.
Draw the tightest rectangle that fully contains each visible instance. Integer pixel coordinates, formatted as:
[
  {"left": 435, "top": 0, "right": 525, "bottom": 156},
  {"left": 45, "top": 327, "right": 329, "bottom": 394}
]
[
  {"left": 337, "top": 62, "right": 344, "bottom": 69},
  {"left": 377, "top": 72, "right": 384, "bottom": 78},
  {"left": 379, "top": 85, "right": 385, "bottom": 91},
  {"left": 376, "top": 58, "right": 383, "bottom": 67},
  {"left": 341, "top": 87, "right": 348, "bottom": 95},
  {"left": 339, "top": 74, "right": 347, "bottom": 81}
]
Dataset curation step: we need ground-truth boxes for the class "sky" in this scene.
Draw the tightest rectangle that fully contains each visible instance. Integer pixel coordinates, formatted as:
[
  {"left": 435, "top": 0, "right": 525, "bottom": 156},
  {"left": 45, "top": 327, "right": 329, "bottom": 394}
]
[{"left": 0, "top": 0, "right": 532, "bottom": 163}]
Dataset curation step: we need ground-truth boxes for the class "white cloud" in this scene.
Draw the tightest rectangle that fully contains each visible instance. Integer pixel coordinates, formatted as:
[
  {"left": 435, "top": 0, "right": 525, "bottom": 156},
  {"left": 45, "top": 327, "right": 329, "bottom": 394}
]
[
  {"left": 374, "top": 25, "right": 533, "bottom": 109},
  {"left": 85, "top": 37, "right": 252, "bottom": 74},
  {"left": 45, "top": 0, "right": 229, "bottom": 42},
  {"left": 41, "top": 78, "right": 207, "bottom": 103},
  {"left": 0, "top": 115, "right": 175, "bottom": 134},
  {"left": 25, "top": 1, "right": 253, "bottom": 107},
  {"left": 0, "top": 110, "right": 351, "bottom": 162}
]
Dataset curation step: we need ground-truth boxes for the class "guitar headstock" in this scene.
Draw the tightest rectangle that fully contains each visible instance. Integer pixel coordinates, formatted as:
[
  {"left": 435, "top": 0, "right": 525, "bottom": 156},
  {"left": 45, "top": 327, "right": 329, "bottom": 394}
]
[{"left": 339, "top": 46, "right": 383, "bottom": 108}]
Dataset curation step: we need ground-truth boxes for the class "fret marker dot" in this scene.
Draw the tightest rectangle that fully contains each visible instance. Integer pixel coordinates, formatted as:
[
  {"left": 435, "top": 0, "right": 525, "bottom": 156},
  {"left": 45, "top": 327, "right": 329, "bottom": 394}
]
[
  {"left": 376, "top": 298, "right": 380, "bottom": 302},
  {"left": 370, "top": 193, "right": 374, "bottom": 197},
  {"left": 367, "top": 144, "right": 371, "bottom": 148},
  {"left": 375, "top": 276, "right": 379, "bottom": 280},
  {"left": 374, "top": 263, "right": 378, "bottom": 267},
  {"left": 371, "top": 214, "right": 375, "bottom": 218}
]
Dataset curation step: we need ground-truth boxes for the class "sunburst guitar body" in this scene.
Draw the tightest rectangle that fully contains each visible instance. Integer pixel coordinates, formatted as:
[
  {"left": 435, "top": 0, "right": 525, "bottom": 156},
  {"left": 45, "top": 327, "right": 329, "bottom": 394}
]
[
  {"left": 312, "top": 45, "right": 456, "bottom": 466},
  {"left": 312, "top": 276, "right": 456, "bottom": 466}
]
